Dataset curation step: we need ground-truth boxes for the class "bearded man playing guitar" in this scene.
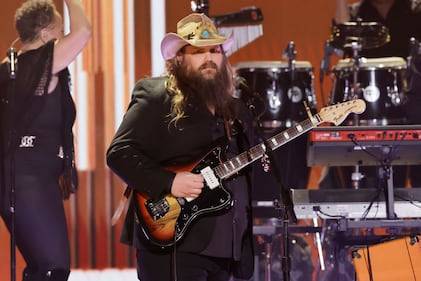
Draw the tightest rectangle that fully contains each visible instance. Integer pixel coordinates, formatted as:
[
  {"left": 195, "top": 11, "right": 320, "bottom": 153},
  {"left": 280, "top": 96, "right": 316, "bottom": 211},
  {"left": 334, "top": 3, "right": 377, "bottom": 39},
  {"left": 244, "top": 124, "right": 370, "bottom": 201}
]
[
  {"left": 107, "top": 13, "right": 256, "bottom": 281},
  {"left": 106, "top": 11, "right": 365, "bottom": 281}
]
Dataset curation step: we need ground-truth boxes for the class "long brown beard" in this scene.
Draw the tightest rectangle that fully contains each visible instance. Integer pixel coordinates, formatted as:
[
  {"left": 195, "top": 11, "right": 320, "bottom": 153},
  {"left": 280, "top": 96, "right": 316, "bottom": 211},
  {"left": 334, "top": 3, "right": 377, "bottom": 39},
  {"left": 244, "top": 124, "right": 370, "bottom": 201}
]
[{"left": 174, "top": 59, "right": 236, "bottom": 119}]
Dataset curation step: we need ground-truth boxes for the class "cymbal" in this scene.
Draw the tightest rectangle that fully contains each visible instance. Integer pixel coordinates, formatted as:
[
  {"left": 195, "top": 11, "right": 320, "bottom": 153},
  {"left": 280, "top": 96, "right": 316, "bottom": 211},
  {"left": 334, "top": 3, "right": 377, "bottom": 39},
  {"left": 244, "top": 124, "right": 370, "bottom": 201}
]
[{"left": 330, "top": 21, "right": 390, "bottom": 50}]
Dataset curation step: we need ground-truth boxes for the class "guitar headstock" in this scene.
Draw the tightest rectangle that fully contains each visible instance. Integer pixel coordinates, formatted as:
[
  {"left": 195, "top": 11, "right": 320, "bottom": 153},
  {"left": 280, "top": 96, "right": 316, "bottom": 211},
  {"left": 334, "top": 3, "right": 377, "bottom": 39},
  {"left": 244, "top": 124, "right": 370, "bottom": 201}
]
[{"left": 318, "top": 99, "right": 366, "bottom": 126}]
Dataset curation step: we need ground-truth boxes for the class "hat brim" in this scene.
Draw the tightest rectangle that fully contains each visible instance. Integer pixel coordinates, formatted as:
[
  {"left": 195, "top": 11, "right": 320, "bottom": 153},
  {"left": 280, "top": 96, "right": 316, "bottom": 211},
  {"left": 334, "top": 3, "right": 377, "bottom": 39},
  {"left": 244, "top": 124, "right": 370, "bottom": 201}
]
[{"left": 161, "top": 32, "right": 234, "bottom": 60}]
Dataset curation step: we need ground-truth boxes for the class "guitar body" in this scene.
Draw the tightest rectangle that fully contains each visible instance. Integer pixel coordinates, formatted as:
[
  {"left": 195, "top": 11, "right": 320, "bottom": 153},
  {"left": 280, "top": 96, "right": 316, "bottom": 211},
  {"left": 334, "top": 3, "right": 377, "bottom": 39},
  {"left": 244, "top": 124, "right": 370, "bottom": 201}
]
[{"left": 134, "top": 145, "right": 232, "bottom": 247}]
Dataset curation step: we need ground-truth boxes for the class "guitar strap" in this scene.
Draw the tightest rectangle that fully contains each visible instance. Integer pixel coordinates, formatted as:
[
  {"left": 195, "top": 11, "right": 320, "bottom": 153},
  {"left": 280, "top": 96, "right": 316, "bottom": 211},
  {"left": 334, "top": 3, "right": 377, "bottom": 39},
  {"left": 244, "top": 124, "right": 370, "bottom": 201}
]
[
  {"left": 111, "top": 185, "right": 132, "bottom": 226},
  {"left": 230, "top": 118, "right": 256, "bottom": 279},
  {"left": 223, "top": 118, "right": 233, "bottom": 141},
  {"left": 232, "top": 117, "right": 253, "bottom": 180},
  {"left": 230, "top": 118, "right": 253, "bottom": 206},
  {"left": 231, "top": 118, "right": 252, "bottom": 173}
]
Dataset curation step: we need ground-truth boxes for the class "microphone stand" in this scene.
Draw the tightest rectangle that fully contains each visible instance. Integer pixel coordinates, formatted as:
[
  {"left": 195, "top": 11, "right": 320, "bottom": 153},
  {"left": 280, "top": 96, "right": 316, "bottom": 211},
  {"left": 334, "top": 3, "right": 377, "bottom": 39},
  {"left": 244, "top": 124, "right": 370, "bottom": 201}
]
[
  {"left": 283, "top": 41, "right": 296, "bottom": 83},
  {"left": 6, "top": 47, "right": 17, "bottom": 281},
  {"left": 407, "top": 37, "right": 421, "bottom": 93},
  {"left": 320, "top": 40, "right": 344, "bottom": 106},
  {"left": 319, "top": 41, "right": 330, "bottom": 107},
  {"left": 247, "top": 101, "right": 297, "bottom": 281}
]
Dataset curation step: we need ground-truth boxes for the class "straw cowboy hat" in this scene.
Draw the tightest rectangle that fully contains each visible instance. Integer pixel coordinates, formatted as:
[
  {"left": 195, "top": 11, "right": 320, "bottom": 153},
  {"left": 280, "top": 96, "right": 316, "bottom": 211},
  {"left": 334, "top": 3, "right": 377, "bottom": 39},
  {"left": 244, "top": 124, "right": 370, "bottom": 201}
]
[{"left": 161, "top": 13, "right": 234, "bottom": 60}]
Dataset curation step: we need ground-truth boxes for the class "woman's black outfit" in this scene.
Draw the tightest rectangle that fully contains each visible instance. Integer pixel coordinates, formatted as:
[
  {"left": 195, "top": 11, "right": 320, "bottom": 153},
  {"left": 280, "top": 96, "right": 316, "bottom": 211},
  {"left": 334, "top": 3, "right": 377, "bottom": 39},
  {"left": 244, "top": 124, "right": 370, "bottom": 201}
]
[
  {"left": 107, "top": 76, "right": 254, "bottom": 281},
  {"left": 0, "top": 41, "right": 78, "bottom": 281}
]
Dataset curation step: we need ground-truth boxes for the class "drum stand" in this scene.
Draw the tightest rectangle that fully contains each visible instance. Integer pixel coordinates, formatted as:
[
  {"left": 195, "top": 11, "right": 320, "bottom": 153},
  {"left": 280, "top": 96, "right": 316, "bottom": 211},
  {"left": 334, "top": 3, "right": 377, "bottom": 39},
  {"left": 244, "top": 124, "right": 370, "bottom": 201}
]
[
  {"left": 348, "top": 40, "right": 365, "bottom": 189},
  {"left": 253, "top": 223, "right": 276, "bottom": 281},
  {"left": 263, "top": 239, "right": 272, "bottom": 281}
]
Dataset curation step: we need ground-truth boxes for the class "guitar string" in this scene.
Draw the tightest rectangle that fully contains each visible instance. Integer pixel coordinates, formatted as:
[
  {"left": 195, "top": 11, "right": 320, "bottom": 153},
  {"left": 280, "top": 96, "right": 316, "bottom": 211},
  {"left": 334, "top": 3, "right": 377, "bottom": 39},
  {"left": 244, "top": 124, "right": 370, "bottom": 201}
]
[{"left": 214, "top": 117, "right": 317, "bottom": 179}]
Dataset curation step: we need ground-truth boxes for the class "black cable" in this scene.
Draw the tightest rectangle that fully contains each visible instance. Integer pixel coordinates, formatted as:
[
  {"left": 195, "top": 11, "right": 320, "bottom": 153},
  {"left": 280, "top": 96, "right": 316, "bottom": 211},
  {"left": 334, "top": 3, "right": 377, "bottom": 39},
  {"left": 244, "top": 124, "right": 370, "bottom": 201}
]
[
  {"left": 360, "top": 189, "right": 382, "bottom": 220},
  {"left": 172, "top": 240, "right": 177, "bottom": 281},
  {"left": 366, "top": 246, "right": 374, "bottom": 281},
  {"left": 396, "top": 194, "right": 421, "bottom": 207},
  {"left": 404, "top": 236, "right": 417, "bottom": 280},
  {"left": 347, "top": 134, "right": 382, "bottom": 163},
  {"left": 394, "top": 193, "right": 421, "bottom": 209},
  {"left": 384, "top": 131, "right": 408, "bottom": 166},
  {"left": 313, "top": 208, "right": 346, "bottom": 219}
]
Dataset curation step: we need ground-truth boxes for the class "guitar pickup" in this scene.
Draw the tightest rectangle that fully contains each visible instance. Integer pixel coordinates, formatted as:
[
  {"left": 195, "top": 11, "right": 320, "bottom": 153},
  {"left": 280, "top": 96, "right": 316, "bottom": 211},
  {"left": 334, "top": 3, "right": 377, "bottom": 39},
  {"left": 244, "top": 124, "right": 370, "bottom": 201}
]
[
  {"left": 201, "top": 166, "right": 219, "bottom": 189},
  {"left": 145, "top": 198, "right": 170, "bottom": 220}
]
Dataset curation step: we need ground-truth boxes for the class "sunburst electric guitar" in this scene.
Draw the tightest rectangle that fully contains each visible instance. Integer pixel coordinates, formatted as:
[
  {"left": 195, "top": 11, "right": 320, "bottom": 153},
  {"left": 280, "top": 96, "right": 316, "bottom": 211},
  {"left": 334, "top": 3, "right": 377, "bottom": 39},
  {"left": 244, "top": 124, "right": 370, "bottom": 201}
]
[{"left": 134, "top": 99, "right": 366, "bottom": 247}]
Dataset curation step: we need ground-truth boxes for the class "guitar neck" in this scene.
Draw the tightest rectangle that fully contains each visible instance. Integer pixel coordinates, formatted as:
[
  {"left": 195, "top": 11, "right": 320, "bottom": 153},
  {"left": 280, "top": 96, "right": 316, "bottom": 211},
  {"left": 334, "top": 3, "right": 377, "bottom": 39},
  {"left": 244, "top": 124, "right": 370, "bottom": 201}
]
[{"left": 215, "top": 114, "right": 322, "bottom": 180}]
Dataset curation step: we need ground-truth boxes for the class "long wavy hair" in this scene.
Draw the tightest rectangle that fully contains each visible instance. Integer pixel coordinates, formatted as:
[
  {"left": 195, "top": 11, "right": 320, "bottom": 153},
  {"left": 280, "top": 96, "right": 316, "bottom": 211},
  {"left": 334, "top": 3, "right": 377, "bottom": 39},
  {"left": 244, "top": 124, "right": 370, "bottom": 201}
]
[{"left": 165, "top": 49, "right": 237, "bottom": 129}]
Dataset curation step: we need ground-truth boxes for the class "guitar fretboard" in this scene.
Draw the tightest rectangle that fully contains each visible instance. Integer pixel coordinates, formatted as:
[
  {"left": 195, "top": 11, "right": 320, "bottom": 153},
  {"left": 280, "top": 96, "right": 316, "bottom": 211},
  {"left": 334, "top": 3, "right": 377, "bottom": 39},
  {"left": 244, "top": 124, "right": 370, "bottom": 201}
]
[{"left": 214, "top": 114, "right": 321, "bottom": 179}]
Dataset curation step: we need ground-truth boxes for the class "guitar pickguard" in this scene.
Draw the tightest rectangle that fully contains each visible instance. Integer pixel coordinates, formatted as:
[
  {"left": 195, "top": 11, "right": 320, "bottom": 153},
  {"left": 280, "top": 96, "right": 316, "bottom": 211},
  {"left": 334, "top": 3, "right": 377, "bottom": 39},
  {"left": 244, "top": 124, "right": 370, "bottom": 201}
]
[{"left": 173, "top": 146, "right": 232, "bottom": 241}]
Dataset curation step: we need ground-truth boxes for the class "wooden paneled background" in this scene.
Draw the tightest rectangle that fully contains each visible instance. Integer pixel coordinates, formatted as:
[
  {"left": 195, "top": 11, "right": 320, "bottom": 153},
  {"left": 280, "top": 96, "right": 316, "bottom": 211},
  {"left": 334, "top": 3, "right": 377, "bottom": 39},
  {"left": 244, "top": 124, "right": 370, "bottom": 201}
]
[{"left": 0, "top": 0, "right": 357, "bottom": 280}]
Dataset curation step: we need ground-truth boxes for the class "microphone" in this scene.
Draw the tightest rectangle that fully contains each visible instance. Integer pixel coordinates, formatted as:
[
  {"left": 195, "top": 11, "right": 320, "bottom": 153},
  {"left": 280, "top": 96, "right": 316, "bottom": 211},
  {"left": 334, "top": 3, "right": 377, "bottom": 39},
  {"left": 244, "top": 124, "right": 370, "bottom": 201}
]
[
  {"left": 191, "top": 0, "right": 209, "bottom": 15},
  {"left": 7, "top": 47, "right": 17, "bottom": 79},
  {"left": 320, "top": 40, "right": 343, "bottom": 83},
  {"left": 282, "top": 41, "right": 296, "bottom": 60},
  {"left": 283, "top": 41, "right": 296, "bottom": 84},
  {"left": 319, "top": 41, "right": 331, "bottom": 83}
]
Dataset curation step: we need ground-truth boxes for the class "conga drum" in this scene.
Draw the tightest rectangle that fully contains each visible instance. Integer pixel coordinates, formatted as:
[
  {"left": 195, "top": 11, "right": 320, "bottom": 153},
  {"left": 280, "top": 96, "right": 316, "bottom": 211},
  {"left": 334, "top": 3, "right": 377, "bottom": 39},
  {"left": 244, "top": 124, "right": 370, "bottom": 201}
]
[
  {"left": 330, "top": 57, "right": 408, "bottom": 125},
  {"left": 234, "top": 61, "right": 317, "bottom": 129}
]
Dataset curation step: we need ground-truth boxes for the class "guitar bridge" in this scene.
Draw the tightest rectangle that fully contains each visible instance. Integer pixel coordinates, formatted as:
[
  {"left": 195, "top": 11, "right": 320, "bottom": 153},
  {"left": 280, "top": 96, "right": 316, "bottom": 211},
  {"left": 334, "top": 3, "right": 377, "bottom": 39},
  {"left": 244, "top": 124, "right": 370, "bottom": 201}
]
[{"left": 145, "top": 198, "right": 170, "bottom": 220}]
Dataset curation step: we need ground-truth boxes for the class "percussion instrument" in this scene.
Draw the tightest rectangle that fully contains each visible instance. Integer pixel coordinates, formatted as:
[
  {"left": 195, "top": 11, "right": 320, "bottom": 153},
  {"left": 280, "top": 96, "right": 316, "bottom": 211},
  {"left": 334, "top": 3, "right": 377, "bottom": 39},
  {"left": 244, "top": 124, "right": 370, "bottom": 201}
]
[
  {"left": 330, "top": 21, "right": 390, "bottom": 50},
  {"left": 329, "top": 57, "right": 408, "bottom": 125},
  {"left": 234, "top": 61, "right": 317, "bottom": 129}
]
